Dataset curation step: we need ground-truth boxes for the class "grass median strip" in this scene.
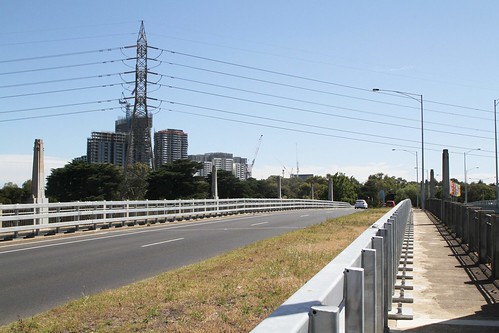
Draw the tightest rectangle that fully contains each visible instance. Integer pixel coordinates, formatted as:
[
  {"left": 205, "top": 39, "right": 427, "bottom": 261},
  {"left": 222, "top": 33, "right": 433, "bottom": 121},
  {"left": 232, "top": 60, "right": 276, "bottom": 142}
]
[{"left": 2, "top": 208, "right": 389, "bottom": 333}]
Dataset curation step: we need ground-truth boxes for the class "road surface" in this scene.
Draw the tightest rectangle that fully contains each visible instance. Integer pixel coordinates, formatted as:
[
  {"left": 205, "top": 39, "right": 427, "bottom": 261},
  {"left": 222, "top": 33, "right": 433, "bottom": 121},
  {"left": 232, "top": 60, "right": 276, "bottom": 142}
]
[{"left": 0, "top": 208, "right": 355, "bottom": 325}]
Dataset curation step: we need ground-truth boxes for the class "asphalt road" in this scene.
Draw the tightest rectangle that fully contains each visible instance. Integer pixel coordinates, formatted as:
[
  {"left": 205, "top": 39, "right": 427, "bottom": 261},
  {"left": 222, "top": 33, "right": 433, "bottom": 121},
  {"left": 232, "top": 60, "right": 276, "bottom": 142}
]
[{"left": 0, "top": 208, "right": 355, "bottom": 325}]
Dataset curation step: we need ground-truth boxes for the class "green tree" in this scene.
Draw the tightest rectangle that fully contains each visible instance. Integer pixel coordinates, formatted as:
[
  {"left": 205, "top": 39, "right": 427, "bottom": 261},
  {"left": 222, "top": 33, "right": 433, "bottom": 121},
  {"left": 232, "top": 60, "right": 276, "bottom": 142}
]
[
  {"left": 46, "top": 162, "right": 123, "bottom": 202},
  {"left": 207, "top": 170, "right": 249, "bottom": 198},
  {"left": 330, "top": 172, "right": 360, "bottom": 204},
  {"left": 466, "top": 181, "right": 495, "bottom": 202},
  {"left": 145, "top": 160, "right": 207, "bottom": 200},
  {"left": 395, "top": 183, "right": 419, "bottom": 207},
  {"left": 360, "top": 173, "right": 406, "bottom": 207},
  {"left": 245, "top": 177, "right": 277, "bottom": 198},
  {"left": 0, "top": 181, "right": 31, "bottom": 204}
]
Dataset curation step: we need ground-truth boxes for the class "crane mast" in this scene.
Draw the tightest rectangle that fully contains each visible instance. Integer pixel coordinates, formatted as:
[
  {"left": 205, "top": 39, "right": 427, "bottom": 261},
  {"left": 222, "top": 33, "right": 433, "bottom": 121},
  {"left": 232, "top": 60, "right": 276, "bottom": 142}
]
[{"left": 247, "top": 135, "right": 263, "bottom": 178}]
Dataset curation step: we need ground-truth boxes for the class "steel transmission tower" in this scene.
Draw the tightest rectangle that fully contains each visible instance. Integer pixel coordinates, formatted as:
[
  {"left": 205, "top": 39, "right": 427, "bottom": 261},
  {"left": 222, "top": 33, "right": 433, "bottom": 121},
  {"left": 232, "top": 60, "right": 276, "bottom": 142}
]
[{"left": 127, "top": 21, "right": 153, "bottom": 168}]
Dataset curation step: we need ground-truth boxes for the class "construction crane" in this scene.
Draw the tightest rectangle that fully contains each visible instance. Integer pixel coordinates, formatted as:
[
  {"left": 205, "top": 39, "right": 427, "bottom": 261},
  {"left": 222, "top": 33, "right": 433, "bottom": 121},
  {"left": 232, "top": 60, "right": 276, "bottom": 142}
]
[{"left": 247, "top": 135, "right": 263, "bottom": 178}]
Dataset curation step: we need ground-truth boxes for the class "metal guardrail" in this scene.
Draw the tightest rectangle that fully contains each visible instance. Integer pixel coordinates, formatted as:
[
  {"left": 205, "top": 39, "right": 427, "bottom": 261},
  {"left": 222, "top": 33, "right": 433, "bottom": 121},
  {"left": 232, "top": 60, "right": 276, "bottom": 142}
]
[
  {"left": 427, "top": 198, "right": 499, "bottom": 279},
  {"left": 251, "top": 199, "right": 412, "bottom": 333},
  {"left": 0, "top": 198, "right": 351, "bottom": 240}
]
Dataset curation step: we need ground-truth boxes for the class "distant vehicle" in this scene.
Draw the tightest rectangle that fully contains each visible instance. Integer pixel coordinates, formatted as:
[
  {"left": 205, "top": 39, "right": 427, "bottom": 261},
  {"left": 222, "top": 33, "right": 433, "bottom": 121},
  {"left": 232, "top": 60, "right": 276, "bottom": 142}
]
[
  {"left": 354, "top": 199, "right": 368, "bottom": 209},
  {"left": 385, "top": 200, "right": 396, "bottom": 207}
]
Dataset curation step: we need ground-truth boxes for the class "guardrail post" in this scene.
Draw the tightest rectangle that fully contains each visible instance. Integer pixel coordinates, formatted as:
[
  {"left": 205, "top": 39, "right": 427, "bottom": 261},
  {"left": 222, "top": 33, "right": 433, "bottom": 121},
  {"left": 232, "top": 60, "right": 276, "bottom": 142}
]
[
  {"left": 371, "top": 236, "right": 385, "bottom": 333},
  {"left": 383, "top": 222, "right": 394, "bottom": 309},
  {"left": 362, "top": 249, "right": 377, "bottom": 333},
  {"left": 470, "top": 208, "right": 480, "bottom": 252},
  {"left": 479, "top": 211, "right": 494, "bottom": 264},
  {"left": 345, "top": 267, "right": 364, "bottom": 333},
  {"left": 492, "top": 215, "right": 499, "bottom": 279},
  {"left": 308, "top": 306, "right": 341, "bottom": 333}
]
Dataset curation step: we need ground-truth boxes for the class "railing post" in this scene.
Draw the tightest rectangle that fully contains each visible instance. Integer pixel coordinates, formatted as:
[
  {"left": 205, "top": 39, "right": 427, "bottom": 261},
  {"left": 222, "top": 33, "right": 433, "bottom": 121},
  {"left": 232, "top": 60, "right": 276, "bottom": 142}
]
[
  {"left": 492, "top": 215, "right": 499, "bottom": 279},
  {"left": 308, "top": 306, "right": 341, "bottom": 333},
  {"left": 479, "top": 211, "right": 494, "bottom": 264},
  {"left": 345, "top": 267, "right": 364, "bottom": 333},
  {"left": 470, "top": 209, "right": 480, "bottom": 252},
  {"left": 383, "top": 221, "right": 394, "bottom": 308},
  {"left": 372, "top": 236, "right": 385, "bottom": 333},
  {"left": 362, "top": 249, "right": 377, "bottom": 333}
]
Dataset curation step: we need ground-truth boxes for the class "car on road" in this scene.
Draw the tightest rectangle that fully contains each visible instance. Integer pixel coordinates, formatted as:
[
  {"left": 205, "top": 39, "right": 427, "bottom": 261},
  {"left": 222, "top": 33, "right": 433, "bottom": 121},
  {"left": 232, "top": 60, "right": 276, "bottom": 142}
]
[
  {"left": 385, "top": 200, "right": 396, "bottom": 207},
  {"left": 354, "top": 199, "right": 368, "bottom": 209}
]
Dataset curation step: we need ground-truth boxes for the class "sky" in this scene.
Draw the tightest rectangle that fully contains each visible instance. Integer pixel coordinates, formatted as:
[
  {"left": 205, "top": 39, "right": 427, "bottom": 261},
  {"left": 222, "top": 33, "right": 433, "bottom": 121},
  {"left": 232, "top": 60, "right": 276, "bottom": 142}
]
[{"left": 1, "top": 1, "right": 499, "bottom": 187}]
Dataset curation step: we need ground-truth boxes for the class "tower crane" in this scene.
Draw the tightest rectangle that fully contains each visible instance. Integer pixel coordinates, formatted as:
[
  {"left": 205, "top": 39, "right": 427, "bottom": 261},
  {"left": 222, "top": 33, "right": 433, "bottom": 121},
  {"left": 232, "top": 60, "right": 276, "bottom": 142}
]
[{"left": 247, "top": 135, "right": 263, "bottom": 178}]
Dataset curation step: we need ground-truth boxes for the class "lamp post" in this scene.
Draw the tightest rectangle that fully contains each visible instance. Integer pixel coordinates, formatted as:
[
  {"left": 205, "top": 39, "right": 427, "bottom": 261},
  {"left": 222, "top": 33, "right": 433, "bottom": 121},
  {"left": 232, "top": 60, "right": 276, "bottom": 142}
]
[
  {"left": 464, "top": 148, "right": 480, "bottom": 204},
  {"left": 392, "top": 148, "right": 419, "bottom": 208},
  {"left": 495, "top": 100, "right": 499, "bottom": 208},
  {"left": 373, "top": 88, "right": 425, "bottom": 209},
  {"left": 465, "top": 166, "right": 479, "bottom": 204}
]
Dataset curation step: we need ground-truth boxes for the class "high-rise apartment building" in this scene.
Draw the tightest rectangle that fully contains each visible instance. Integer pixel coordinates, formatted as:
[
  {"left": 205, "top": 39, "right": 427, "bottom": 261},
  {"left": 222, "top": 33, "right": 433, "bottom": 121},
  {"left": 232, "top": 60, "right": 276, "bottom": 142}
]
[
  {"left": 87, "top": 131, "right": 127, "bottom": 166},
  {"left": 188, "top": 152, "right": 248, "bottom": 180},
  {"left": 154, "top": 129, "right": 188, "bottom": 169}
]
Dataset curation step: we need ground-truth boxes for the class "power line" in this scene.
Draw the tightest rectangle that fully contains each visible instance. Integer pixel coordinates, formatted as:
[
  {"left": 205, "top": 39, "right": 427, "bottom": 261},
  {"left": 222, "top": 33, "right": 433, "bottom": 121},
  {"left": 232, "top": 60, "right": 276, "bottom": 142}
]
[
  {"left": 158, "top": 47, "right": 491, "bottom": 113},
  {"left": 162, "top": 74, "right": 491, "bottom": 134},
  {"left": 0, "top": 59, "right": 127, "bottom": 76},
  {"left": 164, "top": 61, "right": 492, "bottom": 122},
  {"left": 0, "top": 99, "right": 119, "bottom": 115},
  {"left": 0, "top": 73, "right": 125, "bottom": 89},
  {"left": 164, "top": 107, "right": 489, "bottom": 155},
  {"left": 0, "top": 47, "right": 124, "bottom": 64},
  {"left": 0, "top": 82, "right": 132, "bottom": 99},
  {"left": 0, "top": 107, "right": 121, "bottom": 123},
  {"left": 161, "top": 83, "right": 495, "bottom": 141}
]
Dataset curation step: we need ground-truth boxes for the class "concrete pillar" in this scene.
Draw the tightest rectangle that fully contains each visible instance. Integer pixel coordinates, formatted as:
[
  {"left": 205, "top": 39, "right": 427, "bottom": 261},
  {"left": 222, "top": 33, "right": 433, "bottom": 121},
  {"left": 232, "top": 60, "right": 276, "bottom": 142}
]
[
  {"left": 277, "top": 176, "right": 282, "bottom": 199},
  {"left": 328, "top": 177, "right": 334, "bottom": 201},
  {"left": 31, "top": 139, "right": 46, "bottom": 202},
  {"left": 211, "top": 164, "right": 218, "bottom": 200},
  {"left": 442, "top": 149, "right": 450, "bottom": 201},
  {"left": 430, "top": 169, "right": 435, "bottom": 198}
]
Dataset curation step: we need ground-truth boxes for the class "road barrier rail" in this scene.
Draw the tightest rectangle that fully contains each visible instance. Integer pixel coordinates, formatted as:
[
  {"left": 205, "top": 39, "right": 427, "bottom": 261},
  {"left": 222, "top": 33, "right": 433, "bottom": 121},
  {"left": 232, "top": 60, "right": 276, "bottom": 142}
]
[
  {"left": 0, "top": 198, "right": 351, "bottom": 240},
  {"left": 251, "top": 199, "right": 412, "bottom": 333}
]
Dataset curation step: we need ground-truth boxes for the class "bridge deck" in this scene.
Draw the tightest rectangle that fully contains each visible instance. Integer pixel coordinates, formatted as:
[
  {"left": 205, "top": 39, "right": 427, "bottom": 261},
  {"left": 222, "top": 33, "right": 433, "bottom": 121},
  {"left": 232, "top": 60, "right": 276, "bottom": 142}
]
[{"left": 390, "top": 209, "right": 499, "bottom": 332}]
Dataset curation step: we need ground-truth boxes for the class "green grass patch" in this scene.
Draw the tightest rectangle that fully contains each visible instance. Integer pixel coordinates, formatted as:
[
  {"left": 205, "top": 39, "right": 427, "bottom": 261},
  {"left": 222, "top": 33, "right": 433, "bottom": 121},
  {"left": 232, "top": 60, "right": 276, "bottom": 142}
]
[{"left": 1, "top": 208, "right": 389, "bottom": 333}]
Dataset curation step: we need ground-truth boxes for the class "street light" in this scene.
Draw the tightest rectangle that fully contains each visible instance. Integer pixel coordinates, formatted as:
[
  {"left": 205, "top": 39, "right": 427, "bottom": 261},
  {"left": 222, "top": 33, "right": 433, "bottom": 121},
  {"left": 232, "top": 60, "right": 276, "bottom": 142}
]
[
  {"left": 464, "top": 148, "right": 480, "bottom": 204},
  {"left": 494, "top": 100, "right": 499, "bottom": 208},
  {"left": 465, "top": 166, "right": 479, "bottom": 204},
  {"left": 373, "top": 88, "right": 425, "bottom": 209},
  {"left": 392, "top": 148, "right": 419, "bottom": 208}
]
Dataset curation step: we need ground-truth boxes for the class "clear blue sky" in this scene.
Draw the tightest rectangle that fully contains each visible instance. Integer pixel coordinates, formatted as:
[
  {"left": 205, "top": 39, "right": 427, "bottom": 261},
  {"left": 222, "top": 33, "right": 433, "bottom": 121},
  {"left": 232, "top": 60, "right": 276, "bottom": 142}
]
[{"left": 1, "top": 1, "right": 498, "bottom": 187}]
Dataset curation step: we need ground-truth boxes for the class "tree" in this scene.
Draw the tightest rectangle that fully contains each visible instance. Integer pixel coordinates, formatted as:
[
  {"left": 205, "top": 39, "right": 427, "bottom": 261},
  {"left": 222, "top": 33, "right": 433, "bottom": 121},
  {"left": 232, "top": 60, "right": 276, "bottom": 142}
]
[
  {"left": 207, "top": 170, "right": 249, "bottom": 198},
  {"left": 0, "top": 181, "right": 31, "bottom": 204},
  {"left": 330, "top": 172, "right": 360, "bottom": 204},
  {"left": 466, "top": 181, "right": 495, "bottom": 202},
  {"left": 46, "top": 162, "right": 123, "bottom": 202},
  {"left": 145, "top": 160, "right": 208, "bottom": 200},
  {"left": 395, "top": 183, "right": 419, "bottom": 207},
  {"left": 245, "top": 177, "right": 277, "bottom": 198}
]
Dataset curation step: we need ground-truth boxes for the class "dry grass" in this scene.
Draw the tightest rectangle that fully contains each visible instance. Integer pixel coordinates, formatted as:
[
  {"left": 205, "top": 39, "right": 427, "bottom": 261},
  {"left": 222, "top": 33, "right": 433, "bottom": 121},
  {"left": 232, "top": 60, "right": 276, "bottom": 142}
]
[{"left": 1, "top": 208, "right": 388, "bottom": 333}]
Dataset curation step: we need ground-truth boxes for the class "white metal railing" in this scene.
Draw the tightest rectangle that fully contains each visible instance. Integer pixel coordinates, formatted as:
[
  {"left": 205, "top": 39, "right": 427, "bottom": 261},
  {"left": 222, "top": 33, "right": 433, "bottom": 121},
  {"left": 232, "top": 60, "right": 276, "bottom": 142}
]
[
  {"left": 0, "top": 198, "right": 351, "bottom": 239},
  {"left": 251, "top": 199, "right": 412, "bottom": 333}
]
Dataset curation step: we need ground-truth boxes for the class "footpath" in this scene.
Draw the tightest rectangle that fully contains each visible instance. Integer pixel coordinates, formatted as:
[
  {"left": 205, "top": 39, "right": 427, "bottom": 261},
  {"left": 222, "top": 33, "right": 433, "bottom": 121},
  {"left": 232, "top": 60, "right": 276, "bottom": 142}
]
[{"left": 389, "top": 209, "right": 499, "bottom": 333}]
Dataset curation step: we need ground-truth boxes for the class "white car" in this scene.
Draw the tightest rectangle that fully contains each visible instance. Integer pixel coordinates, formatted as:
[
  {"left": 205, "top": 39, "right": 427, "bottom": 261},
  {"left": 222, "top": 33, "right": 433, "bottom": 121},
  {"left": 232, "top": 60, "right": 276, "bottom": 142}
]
[{"left": 354, "top": 199, "right": 368, "bottom": 209}]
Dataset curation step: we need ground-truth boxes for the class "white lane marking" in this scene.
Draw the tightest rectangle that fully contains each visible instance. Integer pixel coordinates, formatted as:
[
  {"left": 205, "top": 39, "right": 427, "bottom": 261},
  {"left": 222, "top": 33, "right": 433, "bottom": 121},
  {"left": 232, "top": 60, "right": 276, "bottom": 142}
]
[
  {"left": 251, "top": 222, "right": 269, "bottom": 226},
  {"left": 300, "top": 214, "right": 310, "bottom": 217},
  {"left": 141, "top": 237, "right": 184, "bottom": 248},
  {"left": 0, "top": 217, "right": 258, "bottom": 255},
  {"left": 0, "top": 231, "right": 147, "bottom": 255},
  {"left": 0, "top": 211, "right": 310, "bottom": 255}
]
